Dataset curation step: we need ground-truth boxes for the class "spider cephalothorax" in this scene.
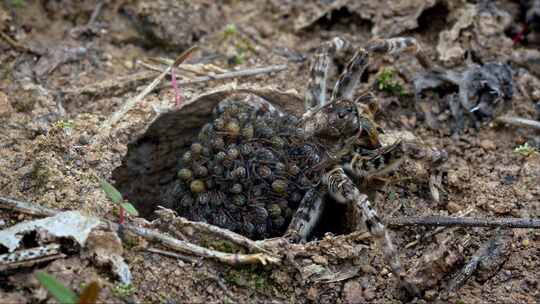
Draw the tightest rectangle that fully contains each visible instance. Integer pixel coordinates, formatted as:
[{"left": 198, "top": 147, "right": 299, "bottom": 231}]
[{"left": 170, "top": 36, "right": 443, "bottom": 293}]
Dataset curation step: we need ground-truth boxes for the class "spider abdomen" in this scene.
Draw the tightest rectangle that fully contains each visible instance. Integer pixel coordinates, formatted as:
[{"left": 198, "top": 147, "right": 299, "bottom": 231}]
[{"left": 172, "top": 99, "right": 326, "bottom": 239}]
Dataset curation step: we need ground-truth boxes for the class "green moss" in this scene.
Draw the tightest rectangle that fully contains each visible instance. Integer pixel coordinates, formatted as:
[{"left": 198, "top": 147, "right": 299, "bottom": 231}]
[
  {"left": 225, "top": 265, "right": 271, "bottom": 291},
  {"left": 199, "top": 236, "right": 237, "bottom": 253},
  {"left": 376, "top": 68, "right": 409, "bottom": 97},
  {"left": 111, "top": 283, "right": 136, "bottom": 299}
]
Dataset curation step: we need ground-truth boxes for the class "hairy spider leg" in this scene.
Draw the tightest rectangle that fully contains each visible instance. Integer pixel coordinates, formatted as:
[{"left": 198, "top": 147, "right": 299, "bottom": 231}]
[
  {"left": 304, "top": 37, "right": 348, "bottom": 111},
  {"left": 323, "top": 167, "right": 417, "bottom": 293},
  {"left": 332, "top": 37, "right": 431, "bottom": 102},
  {"left": 284, "top": 188, "right": 325, "bottom": 242}
]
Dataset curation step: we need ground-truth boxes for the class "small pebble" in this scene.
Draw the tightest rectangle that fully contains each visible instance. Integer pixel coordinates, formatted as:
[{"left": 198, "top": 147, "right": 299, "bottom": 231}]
[{"left": 480, "top": 139, "right": 496, "bottom": 151}]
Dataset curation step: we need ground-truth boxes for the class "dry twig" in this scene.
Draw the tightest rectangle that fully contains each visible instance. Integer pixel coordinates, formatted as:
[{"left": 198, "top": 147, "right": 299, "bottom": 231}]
[
  {"left": 0, "top": 196, "right": 58, "bottom": 217},
  {"left": 0, "top": 31, "right": 42, "bottom": 55},
  {"left": 388, "top": 215, "right": 540, "bottom": 229},
  {"left": 155, "top": 207, "right": 273, "bottom": 255},
  {"left": 92, "top": 46, "right": 199, "bottom": 145},
  {"left": 495, "top": 116, "right": 540, "bottom": 130},
  {"left": 0, "top": 254, "right": 66, "bottom": 272},
  {"left": 152, "top": 64, "right": 288, "bottom": 88},
  {"left": 123, "top": 223, "right": 280, "bottom": 266},
  {"left": 146, "top": 247, "right": 199, "bottom": 264},
  {"left": 404, "top": 207, "right": 474, "bottom": 249}
]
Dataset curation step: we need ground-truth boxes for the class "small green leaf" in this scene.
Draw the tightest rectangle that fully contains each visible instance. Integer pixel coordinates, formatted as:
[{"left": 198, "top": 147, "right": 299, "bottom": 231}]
[
  {"left": 99, "top": 178, "right": 123, "bottom": 205},
  {"left": 121, "top": 202, "right": 139, "bottom": 217},
  {"left": 36, "top": 272, "right": 78, "bottom": 304}
]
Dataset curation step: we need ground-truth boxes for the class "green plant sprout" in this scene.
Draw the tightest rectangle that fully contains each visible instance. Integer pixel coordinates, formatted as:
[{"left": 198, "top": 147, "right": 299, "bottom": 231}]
[
  {"left": 99, "top": 178, "right": 139, "bottom": 224},
  {"left": 223, "top": 24, "right": 238, "bottom": 38},
  {"left": 36, "top": 272, "right": 100, "bottom": 304},
  {"left": 513, "top": 143, "right": 538, "bottom": 156},
  {"left": 376, "top": 68, "right": 408, "bottom": 97}
]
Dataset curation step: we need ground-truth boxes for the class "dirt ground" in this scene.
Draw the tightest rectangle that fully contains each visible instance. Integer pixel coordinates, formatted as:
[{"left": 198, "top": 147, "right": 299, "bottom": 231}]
[{"left": 0, "top": 0, "right": 539, "bottom": 303}]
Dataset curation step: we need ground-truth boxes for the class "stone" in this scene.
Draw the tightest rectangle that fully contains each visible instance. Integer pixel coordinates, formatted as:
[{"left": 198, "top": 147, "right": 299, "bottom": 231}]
[
  {"left": 447, "top": 201, "right": 463, "bottom": 213},
  {"left": 480, "top": 139, "right": 496, "bottom": 151},
  {"left": 343, "top": 280, "right": 364, "bottom": 304},
  {"left": 0, "top": 91, "right": 12, "bottom": 117}
]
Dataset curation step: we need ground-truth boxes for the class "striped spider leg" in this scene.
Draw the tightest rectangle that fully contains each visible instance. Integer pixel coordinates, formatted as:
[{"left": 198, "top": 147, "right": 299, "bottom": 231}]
[{"left": 304, "top": 37, "right": 349, "bottom": 112}]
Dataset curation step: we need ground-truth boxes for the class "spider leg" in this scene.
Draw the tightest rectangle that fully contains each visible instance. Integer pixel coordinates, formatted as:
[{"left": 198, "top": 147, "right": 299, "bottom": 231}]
[
  {"left": 323, "top": 167, "right": 416, "bottom": 293},
  {"left": 448, "top": 93, "right": 465, "bottom": 133},
  {"left": 285, "top": 188, "right": 325, "bottom": 242},
  {"left": 344, "top": 140, "right": 406, "bottom": 180},
  {"left": 304, "top": 37, "right": 349, "bottom": 112},
  {"left": 365, "top": 37, "right": 431, "bottom": 69},
  {"left": 332, "top": 37, "right": 431, "bottom": 101},
  {"left": 331, "top": 49, "right": 369, "bottom": 101}
]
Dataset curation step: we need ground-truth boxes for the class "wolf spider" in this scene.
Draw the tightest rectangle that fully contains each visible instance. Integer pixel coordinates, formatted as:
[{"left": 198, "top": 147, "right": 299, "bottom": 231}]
[
  {"left": 279, "top": 36, "right": 443, "bottom": 292},
  {"left": 170, "top": 36, "right": 445, "bottom": 294}
]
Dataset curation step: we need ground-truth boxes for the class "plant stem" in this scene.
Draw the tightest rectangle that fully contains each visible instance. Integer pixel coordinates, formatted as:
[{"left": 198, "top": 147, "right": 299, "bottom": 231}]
[{"left": 119, "top": 207, "right": 125, "bottom": 225}]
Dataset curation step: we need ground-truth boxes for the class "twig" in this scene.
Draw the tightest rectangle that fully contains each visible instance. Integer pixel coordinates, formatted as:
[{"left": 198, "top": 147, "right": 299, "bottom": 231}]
[
  {"left": 123, "top": 223, "right": 280, "bottom": 266},
  {"left": 404, "top": 207, "right": 473, "bottom": 249},
  {"left": 494, "top": 116, "right": 540, "bottom": 130},
  {"left": 0, "top": 196, "right": 58, "bottom": 217},
  {"left": 0, "top": 31, "right": 41, "bottom": 55},
  {"left": 146, "top": 247, "right": 199, "bottom": 264},
  {"left": 87, "top": 0, "right": 105, "bottom": 26},
  {"left": 387, "top": 215, "right": 540, "bottom": 229},
  {"left": 62, "top": 71, "right": 156, "bottom": 97},
  {"left": 155, "top": 207, "right": 273, "bottom": 255},
  {"left": 92, "top": 46, "right": 199, "bottom": 145},
  {"left": 151, "top": 64, "right": 288, "bottom": 88},
  {"left": 0, "top": 244, "right": 61, "bottom": 263},
  {"left": 0, "top": 253, "right": 66, "bottom": 272}
]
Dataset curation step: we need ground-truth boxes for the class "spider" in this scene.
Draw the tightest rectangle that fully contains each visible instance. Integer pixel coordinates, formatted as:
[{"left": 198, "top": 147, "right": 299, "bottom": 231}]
[{"left": 171, "top": 36, "right": 445, "bottom": 293}]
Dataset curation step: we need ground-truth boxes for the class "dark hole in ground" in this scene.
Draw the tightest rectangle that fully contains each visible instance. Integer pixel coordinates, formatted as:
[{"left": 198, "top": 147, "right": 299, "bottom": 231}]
[
  {"left": 307, "top": 7, "right": 373, "bottom": 34},
  {"left": 415, "top": 2, "right": 449, "bottom": 36},
  {"left": 311, "top": 198, "right": 351, "bottom": 239}
]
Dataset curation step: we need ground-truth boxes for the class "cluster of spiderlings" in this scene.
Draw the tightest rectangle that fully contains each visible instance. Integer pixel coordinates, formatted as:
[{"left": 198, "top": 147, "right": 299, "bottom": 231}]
[{"left": 173, "top": 98, "right": 327, "bottom": 239}]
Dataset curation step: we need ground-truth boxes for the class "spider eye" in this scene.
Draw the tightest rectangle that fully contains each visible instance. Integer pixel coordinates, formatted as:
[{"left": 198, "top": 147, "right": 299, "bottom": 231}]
[{"left": 338, "top": 112, "right": 346, "bottom": 119}]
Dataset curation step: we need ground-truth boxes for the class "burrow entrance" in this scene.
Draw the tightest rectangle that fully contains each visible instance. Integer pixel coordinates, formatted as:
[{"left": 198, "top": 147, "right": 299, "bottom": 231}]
[{"left": 112, "top": 90, "right": 357, "bottom": 240}]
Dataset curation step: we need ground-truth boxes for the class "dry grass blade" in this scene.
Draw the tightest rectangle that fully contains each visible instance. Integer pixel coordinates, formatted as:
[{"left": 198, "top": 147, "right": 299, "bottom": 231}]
[{"left": 92, "top": 45, "right": 200, "bottom": 144}]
